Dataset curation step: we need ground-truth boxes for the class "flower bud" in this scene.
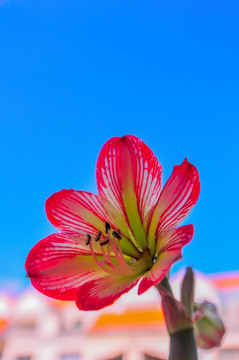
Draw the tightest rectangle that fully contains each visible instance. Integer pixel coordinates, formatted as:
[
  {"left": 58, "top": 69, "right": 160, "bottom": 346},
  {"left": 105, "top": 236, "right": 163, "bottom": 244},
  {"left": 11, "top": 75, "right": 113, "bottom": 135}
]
[
  {"left": 181, "top": 266, "right": 195, "bottom": 317},
  {"left": 193, "top": 301, "right": 225, "bottom": 349},
  {"left": 157, "top": 284, "right": 192, "bottom": 334}
]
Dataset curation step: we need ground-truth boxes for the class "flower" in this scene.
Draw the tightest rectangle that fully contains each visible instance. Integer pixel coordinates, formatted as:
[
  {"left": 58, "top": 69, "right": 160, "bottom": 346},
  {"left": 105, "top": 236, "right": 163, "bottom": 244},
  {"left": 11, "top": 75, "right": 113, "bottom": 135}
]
[{"left": 25, "top": 135, "right": 200, "bottom": 310}]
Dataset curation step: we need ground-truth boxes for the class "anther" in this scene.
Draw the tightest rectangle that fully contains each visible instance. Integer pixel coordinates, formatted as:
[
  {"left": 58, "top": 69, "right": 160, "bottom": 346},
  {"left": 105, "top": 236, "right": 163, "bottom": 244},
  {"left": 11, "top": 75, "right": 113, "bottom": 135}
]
[
  {"left": 95, "top": 230, "right": 102, "bottom": 242},
  {"left": 112, "top": 230, "right": 122, "bottom": 240},
  {"left": 85, "top": 234, "right": 91, "bottom": 245},
  {"left": 105, "top": 222, "right": 111, "bottom": 233},
  {"left": 100, "top": 239, "right": 109, "bottom": 246}
]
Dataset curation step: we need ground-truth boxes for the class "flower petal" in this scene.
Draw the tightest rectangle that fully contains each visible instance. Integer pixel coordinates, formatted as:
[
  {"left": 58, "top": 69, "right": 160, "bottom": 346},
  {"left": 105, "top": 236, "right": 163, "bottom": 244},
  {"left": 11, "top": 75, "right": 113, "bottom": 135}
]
[
  {"left": 46, "top": 189, "right": 111, "bottom": 236},
  {"left": 156, "top": 224, "right": 194, "bottom": 254},
  {"left": 46, "top": 189, "right": 140, "bottom": 258},
  {"left": 138, "top": 252, "right": 180, "bottom": 295},
  {"left": 76, "top": 275, "right": 140, "bottom": 310},
  {"left": 25, "top": 233, "right": 104, "bottom": 301},
  {"left": 96, "top": 135, "right": 163, "bottom": 250},
  {"left": 148, "top": 159, "right": 199, "bottom": 252},
  {"left": 138, "top": 225, "right": 194, "bottom": 295}
]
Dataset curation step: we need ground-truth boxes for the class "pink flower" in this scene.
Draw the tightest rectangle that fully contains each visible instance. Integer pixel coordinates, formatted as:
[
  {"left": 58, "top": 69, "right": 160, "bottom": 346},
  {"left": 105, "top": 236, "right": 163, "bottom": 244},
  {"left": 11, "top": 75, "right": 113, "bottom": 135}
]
[{"left": 25, "top": 135, "right": 200, "bottom": 310}]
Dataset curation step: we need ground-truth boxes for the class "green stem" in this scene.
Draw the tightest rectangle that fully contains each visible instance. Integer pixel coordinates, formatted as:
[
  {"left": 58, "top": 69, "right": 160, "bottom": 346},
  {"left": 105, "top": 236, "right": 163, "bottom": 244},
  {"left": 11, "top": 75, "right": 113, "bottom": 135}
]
[
  {"left": 158, "top": 275, "right": 173, "bottom": 295},
  {"left": 169, "top": 328, "right": 198, "bottom": 360}
]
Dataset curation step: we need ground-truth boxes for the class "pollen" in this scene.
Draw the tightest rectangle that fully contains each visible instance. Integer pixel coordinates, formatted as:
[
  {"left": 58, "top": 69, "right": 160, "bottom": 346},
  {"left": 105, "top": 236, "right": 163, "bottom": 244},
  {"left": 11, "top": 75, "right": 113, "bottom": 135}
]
[
  {"left": 95, "top": 230, "right": 102, "bottom": 242},
  {"left": 112, "top": 229, "right": 122, "bottom": 239},
  {"left": 85, "top": 234, "right": 91, "bottom": 245},
  {"left": 105, "top": 221, "right": 111, "bottom": 233},
  {"left": 99, "top": 239, "right": 109, "bottom": 246}
]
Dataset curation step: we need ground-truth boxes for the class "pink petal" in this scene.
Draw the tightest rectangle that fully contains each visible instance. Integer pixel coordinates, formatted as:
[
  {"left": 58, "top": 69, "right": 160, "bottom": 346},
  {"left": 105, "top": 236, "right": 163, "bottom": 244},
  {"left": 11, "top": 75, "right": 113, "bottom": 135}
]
[
  {"left": 25, "top": 233, "right": 103, "bottom": 301},
  {"left": 148, "top": 159, "right": 200, "bottom": 244},
  {"left": 76, "top": 274, "right": 140, "bottom": 310},
  {"left": 46, "top": 189, "right": 141, "bottom": 258},
  {"left": 96, "top": 135, "right": 163, "bottom": 250},
  {"left": 156, "top": 224, "right": 194, "bottom": 254},
  {"left": 46, "top": 190, "right": 111, "bottom": 237},
  {"left": 138, "top": 225, "right": 194, "bottom": 295}
]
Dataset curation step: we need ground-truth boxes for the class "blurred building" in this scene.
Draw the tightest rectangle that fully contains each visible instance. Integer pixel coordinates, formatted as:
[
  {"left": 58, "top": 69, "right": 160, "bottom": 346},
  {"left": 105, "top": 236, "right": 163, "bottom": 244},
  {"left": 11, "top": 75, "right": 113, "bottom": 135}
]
[{"left": 0, "top": 270, "right": 238, "bottom": 360}]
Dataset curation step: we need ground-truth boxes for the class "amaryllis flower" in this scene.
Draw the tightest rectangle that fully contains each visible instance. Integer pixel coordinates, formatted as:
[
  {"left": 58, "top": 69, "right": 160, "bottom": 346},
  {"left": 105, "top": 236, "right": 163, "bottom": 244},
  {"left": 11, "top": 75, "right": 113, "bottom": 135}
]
[{"left": 25, "top": 135, "right": 200, "bottom": 310}]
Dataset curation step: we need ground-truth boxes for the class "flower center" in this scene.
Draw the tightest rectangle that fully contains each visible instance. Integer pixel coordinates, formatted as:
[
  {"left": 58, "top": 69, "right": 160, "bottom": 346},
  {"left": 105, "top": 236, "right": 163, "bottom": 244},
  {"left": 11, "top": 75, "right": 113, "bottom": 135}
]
[{"left": 85, "top": 222, "right": 145, "bottom": 276}]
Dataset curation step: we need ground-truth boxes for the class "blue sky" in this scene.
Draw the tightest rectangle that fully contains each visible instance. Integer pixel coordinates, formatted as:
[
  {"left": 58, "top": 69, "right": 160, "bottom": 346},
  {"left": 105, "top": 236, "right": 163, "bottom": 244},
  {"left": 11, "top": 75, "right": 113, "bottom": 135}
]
[{"left": 0, "top": 0, "right": 238, "bottom": 292}]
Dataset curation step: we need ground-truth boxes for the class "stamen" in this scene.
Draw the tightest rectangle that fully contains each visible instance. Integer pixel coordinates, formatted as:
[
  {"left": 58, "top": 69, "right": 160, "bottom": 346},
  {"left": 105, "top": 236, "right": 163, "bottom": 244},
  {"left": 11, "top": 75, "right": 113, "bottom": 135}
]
[
  {"left": 108, "top": 231, "right": 135, "bottom": 275},
  {"left": 84, "top": 226, "right": 138, "bottom": 276},
  {"left": 89, "top": 240, "right": 116, "bottom": 274},
  {"left": 112, "top": 230, "right": 121, "bottom": 239},
  {"left": 95, "top": 230, "right": 102, "bottom": 242},
  {"left": 100, "top": 241, "right": 114, "bottom": 266},
  {"left": 100, "top": 239, "right": 109, "bottom": 246},
  {"left": 105, "top": 222, "right": 111, "bottom": 233},
  {"left": 85, "top": 234, "right": 91, "bottom": 245}
]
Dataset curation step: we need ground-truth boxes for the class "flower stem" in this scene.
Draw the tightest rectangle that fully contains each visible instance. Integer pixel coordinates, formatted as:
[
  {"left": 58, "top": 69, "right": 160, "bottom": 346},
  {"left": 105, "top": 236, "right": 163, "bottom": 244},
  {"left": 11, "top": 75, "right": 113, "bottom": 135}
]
[
  {"left": 169, "top": 328, "right": 198, "bottom": 360},
  {"left": 158, "top": 275, "right": 173, "bottom": 295}
]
